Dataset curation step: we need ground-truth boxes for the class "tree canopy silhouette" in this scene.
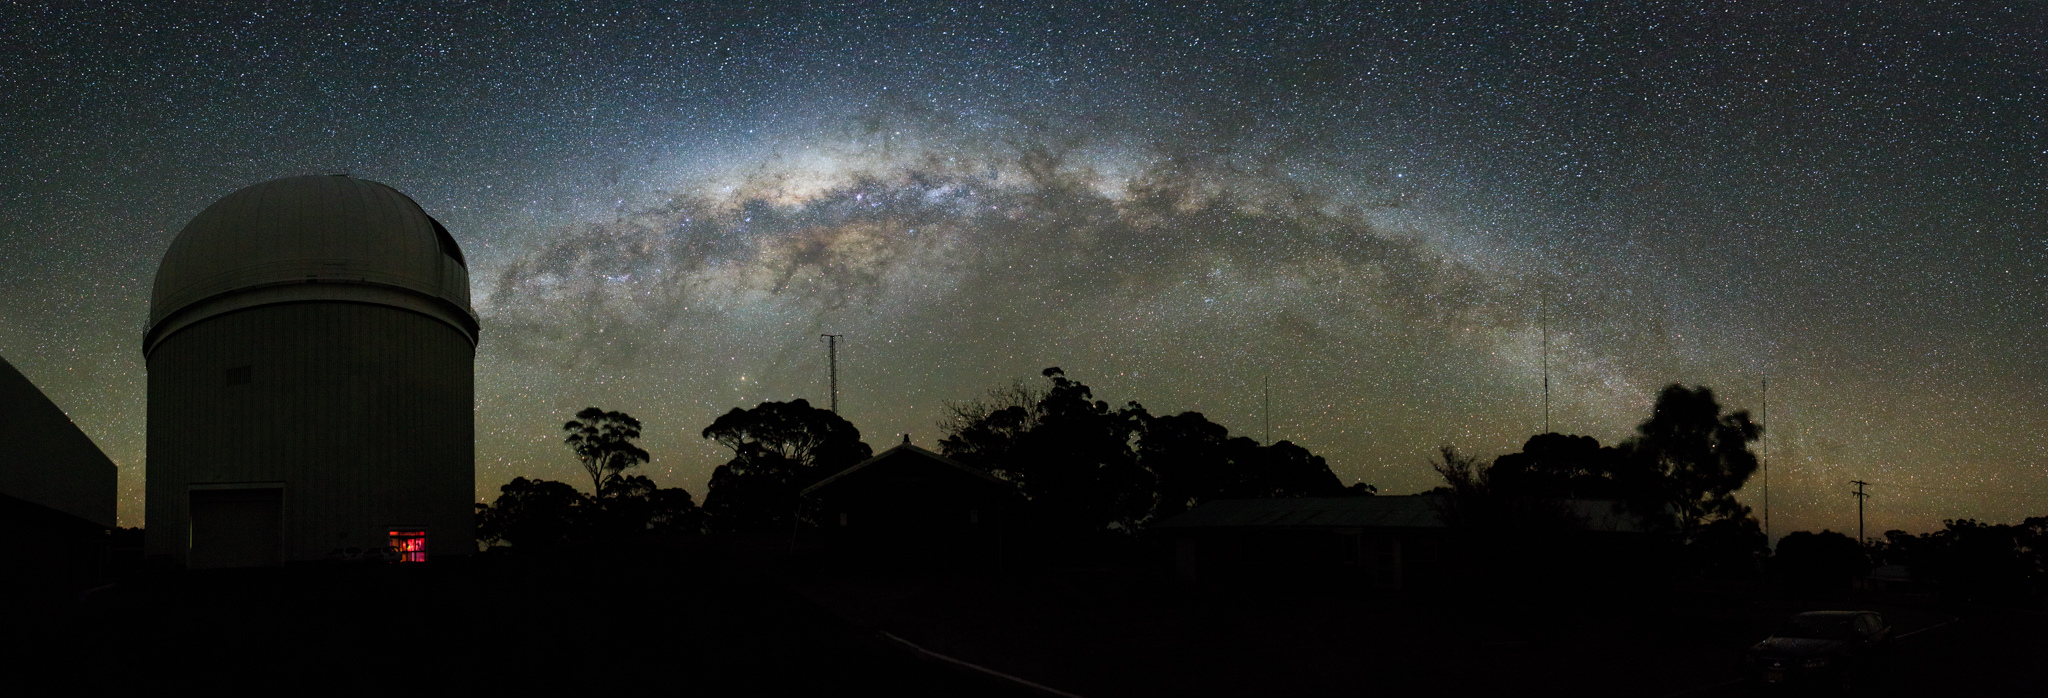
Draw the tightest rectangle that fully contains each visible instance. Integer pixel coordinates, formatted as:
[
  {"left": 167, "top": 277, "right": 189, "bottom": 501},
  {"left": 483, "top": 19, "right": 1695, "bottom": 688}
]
[
  {"left": 1688, "top": 513, "right": 1768, "bottom": 579},
  {"left": 1020, "top": 368, "right": 1154, "bottom": 533},
  {"left": 941, "top": 367, "right": 1357, "bottom": 532},
  {"left": 1142, "top": 410, "right": 1350, "bottom": 520},
  {"left": 476, "top": 410, "right": 699, "bottom": 549},
  {"left": 1875, "top": 517, "right": 2047, "bottom": 601},
  {"left": 476, "top": 473, "right": 702, "bottom": 549},
  {"left": 1627, "top": 384, "right": 1761, "bottom": 540},
  {"left": 700, "top": 398, "right": 872, "bottom": 534},
  {"left": 476, "top": 477, "right": 589, "bottom": 550},
  {"left": 1486, "top": 433, "right": 1631, "bottom": 501},
  {"left": 702, "top": 398, "right": 872, "bottom": 470},
  {"left": 563, "top": 407, "right": 651, "bottom": 494},
  {"left": 1772, "top": 529, "right": 1868, "bottom": 591},
  {"left": 1428, "top": 444, "right": 1587, "bottom": 533},
  {"left": 1435, "top": 384, "right": 1762, "bottom": 540}
]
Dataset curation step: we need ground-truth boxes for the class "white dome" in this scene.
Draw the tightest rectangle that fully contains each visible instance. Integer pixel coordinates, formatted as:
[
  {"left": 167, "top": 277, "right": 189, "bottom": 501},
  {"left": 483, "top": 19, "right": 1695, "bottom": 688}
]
[{"left": 147, "top": 175, "right": 477, "bottom": 353}]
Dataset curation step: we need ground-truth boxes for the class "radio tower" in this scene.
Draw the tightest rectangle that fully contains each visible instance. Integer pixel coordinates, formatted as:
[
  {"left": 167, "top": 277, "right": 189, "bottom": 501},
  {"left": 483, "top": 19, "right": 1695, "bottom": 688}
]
[
  {"left": 1541, "top": 288, "right": 1550, "bottom": 434},
  {"left": 820, "top": 334, "right": 842, "bottom": 414}
]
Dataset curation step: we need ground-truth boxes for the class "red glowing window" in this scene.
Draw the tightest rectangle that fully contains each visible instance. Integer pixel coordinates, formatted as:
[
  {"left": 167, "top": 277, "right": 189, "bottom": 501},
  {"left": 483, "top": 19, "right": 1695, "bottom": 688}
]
[{"left": 388, "top": 530, "right": 427, "bottom": 562}]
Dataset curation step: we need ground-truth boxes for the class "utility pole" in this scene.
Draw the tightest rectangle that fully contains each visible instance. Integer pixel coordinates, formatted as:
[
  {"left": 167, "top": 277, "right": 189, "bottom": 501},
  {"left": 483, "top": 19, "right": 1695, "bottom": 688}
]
[
  {"left": 1850, "top": 480, "right": 1871, "bottom": 545},
  {"left": 820, "top": 334, "right": 842, "bottom": 414},
  {"left": 1762, "top": 374, "right": 1769, "bottom": 542}
]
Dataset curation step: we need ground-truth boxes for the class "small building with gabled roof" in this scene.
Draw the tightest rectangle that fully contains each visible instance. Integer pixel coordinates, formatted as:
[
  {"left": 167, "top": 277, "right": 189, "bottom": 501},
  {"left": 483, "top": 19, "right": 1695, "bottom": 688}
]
[{"left": 799, "top": 438, "right": 1019, "bottom": 564}]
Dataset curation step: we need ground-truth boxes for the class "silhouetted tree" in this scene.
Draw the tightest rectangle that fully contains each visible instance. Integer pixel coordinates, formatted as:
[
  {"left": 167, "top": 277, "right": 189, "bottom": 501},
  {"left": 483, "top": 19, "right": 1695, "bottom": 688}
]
[
  {"left": 593, "top": 474, "right": 704, "bottom": 538},
  {"left": 476, "top": 477, "right": 590, "bottom": 550},
  {"left": 937, "top": 378, "right": 1045, "bottom": 452},
  {"left": 700, "top": 399, "right": 872, "bottom": 534},
  {"left": 1428, "top": 445, "right": 1488, "bottom": 497},
  {"left": 642, "top": 484, "right": 705, "bottom": 535},
  {"left": 1139, "top": 411, "right": 1234, "bottom": 519},
  {"left": 702, "top": 446, "right": 805, "bottom": 534},
  {"left": 1428, "top": 445, "right": 1585, "bottom": 533},
  {"left": 1487, "top": 433, "right": 1631, "bottom": 501},
  {"left": 702, "top": 398, "right": 872, "bottom": 471},
  {"left": 1873, "top": 528, "right": 1919, "bottom": 567},
  {"left": 1772, "top": 529, "right": 1868, "bottom": 591},
  {"left": 476, "top": 411, "right": 700, "bottom": 547},
  {"left": 942, "top": 368, "right": 1152, "bottom": 533},
  {"left": 941, "top": 406, "right": 1040, "bottom": 483},
  {"left": 1016, "top": 368, "right": 1153, "bottom": 533},
  {"left": 1624, "top": 384, "right": 1761, "bottom": 540},
  {"left": 1139, "top": 412, "right": 1349, "bottom": 519},
  {"left": 477, "top": 474, "right": 702, "bottom": 549},
  {"left": 1238, "top": 440, "right": 1349, "bottom": 497},
  {"left": 1878, "top": 517, "right": 2047, "bottom": 602},
  {"left": 1688, "top": 511, "right": 1768, "bottom": 579},
  {"left": 1425, "top": 445, "right": 1648, "bottom": 598},
  {"left": 563, "top": 408, "right": 651, "bottom": 494},
  {"left": 942, "top": 368, "right": 1357, "bottom": 532}
]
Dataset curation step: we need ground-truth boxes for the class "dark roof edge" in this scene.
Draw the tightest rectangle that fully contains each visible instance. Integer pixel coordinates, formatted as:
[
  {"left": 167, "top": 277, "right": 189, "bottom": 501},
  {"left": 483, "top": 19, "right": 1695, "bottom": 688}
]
[{"left": 800, "top": 442, "right": 1010, "bottom": 497}]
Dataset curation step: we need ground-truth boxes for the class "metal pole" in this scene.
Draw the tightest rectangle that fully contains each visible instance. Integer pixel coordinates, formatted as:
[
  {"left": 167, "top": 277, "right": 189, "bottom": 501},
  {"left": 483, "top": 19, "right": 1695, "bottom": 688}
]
[
  {"left": 820, "top": 334, "right": 842, "bottom": 413},
  {"left": 1541, "top": 287, "right": 1550, "bottom": 434},
  {"left": 1762, "top": 374, "right": 1769, "bottom": 541},
  {"left": 1264, "top": 375, "right": 1271, "bottom": 446},
  {"left": 1850, "top": 480, "right": 1870, "bottom": 545}
]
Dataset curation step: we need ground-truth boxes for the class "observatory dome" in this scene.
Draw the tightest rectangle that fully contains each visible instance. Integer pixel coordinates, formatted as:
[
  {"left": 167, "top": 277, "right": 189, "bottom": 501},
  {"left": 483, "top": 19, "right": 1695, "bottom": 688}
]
[{"left": 147, "top": 174, "right": 477, "bottom": 353}]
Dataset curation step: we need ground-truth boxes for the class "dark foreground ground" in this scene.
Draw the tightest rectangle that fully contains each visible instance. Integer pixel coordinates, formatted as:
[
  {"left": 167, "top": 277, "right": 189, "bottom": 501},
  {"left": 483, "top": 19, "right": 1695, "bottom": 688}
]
[
  {"left": 19, "top": 541, "right": 1034, "bottom": 695},
  {"left": 781, "top": 557, "right": 2047, "bottom": 698},
  {"left": 15, "top": 542, "right": 2047, "bottom": 697}
]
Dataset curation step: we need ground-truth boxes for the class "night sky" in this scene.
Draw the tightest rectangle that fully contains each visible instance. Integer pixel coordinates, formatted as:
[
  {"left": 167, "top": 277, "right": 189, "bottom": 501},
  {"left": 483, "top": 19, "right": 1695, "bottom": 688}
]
[{"left": 3, "top": 1, "right": 2041, "bottom": 539}]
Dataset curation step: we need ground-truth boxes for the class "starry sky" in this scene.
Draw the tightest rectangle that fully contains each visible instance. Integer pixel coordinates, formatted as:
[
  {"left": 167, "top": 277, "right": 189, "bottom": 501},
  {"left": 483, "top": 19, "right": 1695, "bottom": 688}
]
[{"left": 3, "top": 1, "right": 2042, "bottom": 538}]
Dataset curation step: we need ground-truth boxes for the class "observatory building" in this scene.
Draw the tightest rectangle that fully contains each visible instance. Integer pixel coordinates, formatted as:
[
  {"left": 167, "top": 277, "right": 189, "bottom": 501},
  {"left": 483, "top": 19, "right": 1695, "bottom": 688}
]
[
  {"left": 1, "top": 351, "right": 118, "bottom": 600},
  {"left": 145, "top": 175, "right": 477, "bottom": 568}
]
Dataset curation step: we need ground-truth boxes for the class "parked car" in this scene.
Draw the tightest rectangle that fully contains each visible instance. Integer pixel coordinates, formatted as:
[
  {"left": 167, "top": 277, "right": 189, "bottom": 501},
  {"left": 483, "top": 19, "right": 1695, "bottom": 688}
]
[{"left": 1748, "top": 610, "right": 1891, "bottom": 689}]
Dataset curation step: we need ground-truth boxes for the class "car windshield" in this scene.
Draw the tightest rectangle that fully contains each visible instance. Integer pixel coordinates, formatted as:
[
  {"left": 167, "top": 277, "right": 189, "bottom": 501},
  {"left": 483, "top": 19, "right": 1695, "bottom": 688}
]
[{"left": 1774, "top": 615, "right": 1860, "bottom": 641}]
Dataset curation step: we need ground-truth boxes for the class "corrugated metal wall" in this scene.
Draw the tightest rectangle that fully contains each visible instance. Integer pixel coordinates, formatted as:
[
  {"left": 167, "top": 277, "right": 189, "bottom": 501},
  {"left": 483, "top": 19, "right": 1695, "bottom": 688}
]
[{"left": 145, "top": 302, "right": 473, "bottom": 564}]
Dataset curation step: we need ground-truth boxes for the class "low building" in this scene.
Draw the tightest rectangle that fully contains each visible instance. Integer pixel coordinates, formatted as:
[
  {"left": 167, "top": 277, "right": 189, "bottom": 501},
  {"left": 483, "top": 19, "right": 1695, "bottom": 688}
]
[
  {"left": 799, "top": 438, "right": 1019, "bottom": 565},
  {"left": 1150, "top": 495, "right": 1660, "bottom": 590},
  {"left": 1150, "top": 495, "right": 1445, "bottom": 589},
  {"left": 0, "top": 352, "right": 119, "bottom": 602},
  {"left": 1855, "top": 564, "right": 1928, "bottom": 594}
]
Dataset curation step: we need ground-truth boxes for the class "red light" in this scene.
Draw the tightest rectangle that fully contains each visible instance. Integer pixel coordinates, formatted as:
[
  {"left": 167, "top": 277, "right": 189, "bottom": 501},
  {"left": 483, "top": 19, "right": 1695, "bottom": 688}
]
[{"left": 388, "top": 530, "right": 427, "bottom": 562}]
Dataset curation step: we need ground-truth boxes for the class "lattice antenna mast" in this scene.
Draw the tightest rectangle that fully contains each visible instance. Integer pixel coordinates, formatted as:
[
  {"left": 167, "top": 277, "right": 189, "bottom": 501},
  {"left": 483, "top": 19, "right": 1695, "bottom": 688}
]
[{"left": 820, "top": 334, "right": 843, "bottom": 414}]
